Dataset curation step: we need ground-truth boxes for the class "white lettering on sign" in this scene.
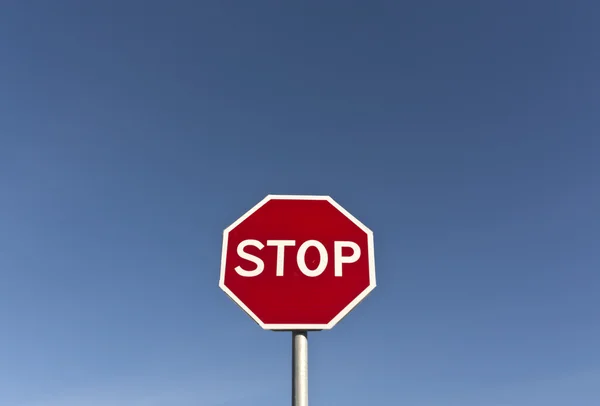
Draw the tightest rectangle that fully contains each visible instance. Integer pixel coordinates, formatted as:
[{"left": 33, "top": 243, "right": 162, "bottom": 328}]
[
  {"left": 234, "top": 239, "right": 265, "bottom": 277},
  {"left": 266, "top": 240, "right": 295, "bottom": 276},
  {"left": 234, "top": 239, "right": 361, "bottom": 277},
  {"left": 297, "top": 240, "right": 328, "bottom": 277},
  {"left": 334, "top": 241, "right": 361, "bottom": 277}
]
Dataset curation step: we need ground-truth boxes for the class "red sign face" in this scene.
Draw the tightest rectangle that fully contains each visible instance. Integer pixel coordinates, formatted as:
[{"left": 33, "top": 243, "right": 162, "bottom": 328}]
[{"left": 219, "top": 195, "right": 376, "bottom": 330}]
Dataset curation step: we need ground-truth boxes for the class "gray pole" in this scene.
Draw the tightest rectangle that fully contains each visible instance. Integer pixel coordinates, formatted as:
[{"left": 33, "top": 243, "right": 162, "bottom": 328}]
[{"left": 292, "top": 331, "right": 308, "bottom": 406}]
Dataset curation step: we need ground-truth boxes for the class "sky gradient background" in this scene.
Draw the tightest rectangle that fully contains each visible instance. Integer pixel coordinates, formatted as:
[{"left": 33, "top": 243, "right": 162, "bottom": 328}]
[{"left": 1, "top": 1, "right": 599, "bottom": 405}]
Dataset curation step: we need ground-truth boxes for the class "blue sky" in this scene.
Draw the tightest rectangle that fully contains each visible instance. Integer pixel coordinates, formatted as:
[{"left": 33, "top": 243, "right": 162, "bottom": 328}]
[{"left": 1, "top": 1, "right": 599, "bottom": 405}]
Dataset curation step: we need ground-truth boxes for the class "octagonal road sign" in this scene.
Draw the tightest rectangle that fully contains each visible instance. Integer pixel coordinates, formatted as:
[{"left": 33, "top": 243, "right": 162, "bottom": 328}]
[{"left": 219, "top": 195, "right": 376, "bottom": 330}]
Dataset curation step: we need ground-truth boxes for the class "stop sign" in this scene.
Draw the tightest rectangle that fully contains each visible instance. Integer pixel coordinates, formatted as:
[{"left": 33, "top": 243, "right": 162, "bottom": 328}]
[{"left": 219, "top": 195, "right": 376, "bottom": 330}]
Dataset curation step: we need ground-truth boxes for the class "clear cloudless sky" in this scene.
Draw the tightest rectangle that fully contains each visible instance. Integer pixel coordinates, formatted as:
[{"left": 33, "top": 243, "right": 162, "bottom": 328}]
[{"left": 1, "top": 1, "right": 599, "bottom": 405}]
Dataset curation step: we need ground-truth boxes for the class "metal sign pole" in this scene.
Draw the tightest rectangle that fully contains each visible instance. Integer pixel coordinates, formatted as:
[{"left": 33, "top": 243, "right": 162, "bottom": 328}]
[{"left": 292, "top": 330, "right": 308, "bottom": 406}]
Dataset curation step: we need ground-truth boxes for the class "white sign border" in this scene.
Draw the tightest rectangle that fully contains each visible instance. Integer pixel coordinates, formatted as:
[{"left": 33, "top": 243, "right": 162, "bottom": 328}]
[{"left": 219, "top": 194, "right": 376, "bottom": 331}]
